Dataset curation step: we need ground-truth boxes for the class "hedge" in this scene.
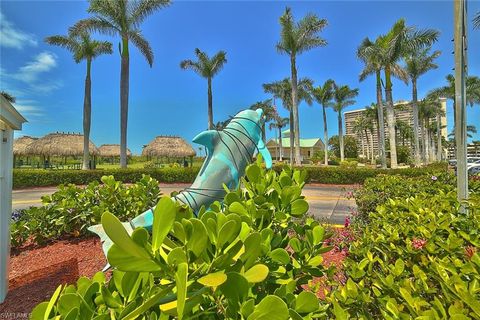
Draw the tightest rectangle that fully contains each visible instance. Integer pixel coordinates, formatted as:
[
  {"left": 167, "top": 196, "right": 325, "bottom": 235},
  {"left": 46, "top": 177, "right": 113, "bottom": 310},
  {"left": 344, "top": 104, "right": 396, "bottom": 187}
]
[
  {"left": 13, "top": 162, "right": 449, "bottom": 188},
  {"left": 13, "top": 167, "right": 200, "bottom": 189}
]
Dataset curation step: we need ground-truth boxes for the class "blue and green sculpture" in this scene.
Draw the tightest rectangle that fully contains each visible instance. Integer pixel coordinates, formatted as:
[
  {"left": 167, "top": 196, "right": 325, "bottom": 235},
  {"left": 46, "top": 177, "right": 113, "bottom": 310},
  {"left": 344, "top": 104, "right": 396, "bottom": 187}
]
[{"left": 90, "top": 108, "right": 272, "bottom": 259}]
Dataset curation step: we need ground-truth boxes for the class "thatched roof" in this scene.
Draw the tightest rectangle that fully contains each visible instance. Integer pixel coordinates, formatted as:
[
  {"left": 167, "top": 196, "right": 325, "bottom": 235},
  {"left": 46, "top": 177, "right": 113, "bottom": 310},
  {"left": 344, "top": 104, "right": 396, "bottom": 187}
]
[
  {"left": 142, "top": 136, "right": 196, "bottom": 158},
  {"left": 98, "top": 144, "right": 132, "bottom": 157},
  {"left": 13, "top": 136, "right": 38, "bottom": 156},
  {"left": 27, "top": 132, "right": 99, "bottom": 156}
]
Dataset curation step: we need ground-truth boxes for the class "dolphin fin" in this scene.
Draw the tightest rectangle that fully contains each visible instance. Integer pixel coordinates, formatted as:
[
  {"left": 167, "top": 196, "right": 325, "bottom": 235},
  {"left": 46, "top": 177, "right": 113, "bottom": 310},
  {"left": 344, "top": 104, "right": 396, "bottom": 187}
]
[
  {"left": 257, "top": 138, "right": 272, "bottom": 169},
  {"left": 192, "top": 130, "right": 216, "bottom": 155}
]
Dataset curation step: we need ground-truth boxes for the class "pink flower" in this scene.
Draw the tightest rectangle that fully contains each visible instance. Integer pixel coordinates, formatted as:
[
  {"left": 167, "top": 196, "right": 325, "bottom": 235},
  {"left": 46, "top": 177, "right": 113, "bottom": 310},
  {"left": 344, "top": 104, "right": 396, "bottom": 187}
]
[
  {"left": 412, "top": 238, "right": 427, "bottom": 250},
  {"left": 344, "top": 217, "right": 351, "bottom": 227},
  {"left": 431, "top": 175, "right": 438, "bottom": 181}
]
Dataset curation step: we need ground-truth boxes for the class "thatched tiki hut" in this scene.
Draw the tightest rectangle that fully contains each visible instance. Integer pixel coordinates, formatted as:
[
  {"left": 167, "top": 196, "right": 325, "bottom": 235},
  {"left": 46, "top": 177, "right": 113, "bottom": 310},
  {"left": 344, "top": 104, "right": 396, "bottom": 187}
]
[
  {"left": 142, "top": 136, "right": 196, "bottom": 166},
  {"left": 98, "top": 144, "right": 132, "bottom": 164},
  {"left": 27, "top": 132, "right": 99, "bottom": 169},
  {"left": 13, "top": 136, "right": 37, "bottom": 167}
]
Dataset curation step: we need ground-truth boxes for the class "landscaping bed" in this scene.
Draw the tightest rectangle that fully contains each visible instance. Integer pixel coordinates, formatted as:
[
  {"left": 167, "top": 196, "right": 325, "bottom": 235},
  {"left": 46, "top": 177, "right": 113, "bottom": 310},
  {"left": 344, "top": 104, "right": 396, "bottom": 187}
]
[{"left": 1, "top": 238, "right": 106, "bottom": 315}]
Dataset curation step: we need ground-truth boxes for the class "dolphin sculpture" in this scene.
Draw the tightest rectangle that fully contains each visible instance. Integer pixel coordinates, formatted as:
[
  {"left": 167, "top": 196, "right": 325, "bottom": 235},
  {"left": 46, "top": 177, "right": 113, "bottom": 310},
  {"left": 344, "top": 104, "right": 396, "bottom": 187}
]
[{"left": 89, "top": 108, "right": 272, "bottom": 259}]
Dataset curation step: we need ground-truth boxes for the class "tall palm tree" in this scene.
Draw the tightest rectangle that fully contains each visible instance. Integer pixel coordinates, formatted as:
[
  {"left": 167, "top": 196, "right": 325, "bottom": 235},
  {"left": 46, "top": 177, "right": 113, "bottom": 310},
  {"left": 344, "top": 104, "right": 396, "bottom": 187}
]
[
  {"left": 45, "top": 31, "right": 112, "bottom": 170},
  {"left": 376, "top": 19, "right": 439, "bottom": 168},
  {"left": 333, "top": 84, "right": 359, "bottom": 161},
  {"left": 357, "top": 38, "right": 387, "bottom": 168},
  {"left": 353, "top": 115, "right": 374, "bottom": 164},
  {"left": 250, "top": 99, "right": 277, "bottom": 142},
  {"left": 71, "top": 0, "right": 170, "bottom": 168},
  {"left": 404, "top": 46, "right": 440, "bottom": 166},
  {"left": 180, "top": 48, "right": 227, "bottom": 130},
  {"left": 263, "top": 77, "right": 313, "bottom": 163},
  {"left": 364, "top": 105, "right": 379, "bottom": 165},
  {"left": 1, "top": 91, "right": 16, "bottom": 103},
  {"left": 429, "top": 75, "right": 480, "bottom": 116},
  {"left": 312, "top": 79, "right": 335, "bottom": 166},
  {"left": 277, "top": 7, "right": 327, "bottom": 165},
  {"left": 269, "top": 116, "right": 289, "bottom": 161},
  {"left": 418, "top": 98, "right": 440, "bottom": 163}
]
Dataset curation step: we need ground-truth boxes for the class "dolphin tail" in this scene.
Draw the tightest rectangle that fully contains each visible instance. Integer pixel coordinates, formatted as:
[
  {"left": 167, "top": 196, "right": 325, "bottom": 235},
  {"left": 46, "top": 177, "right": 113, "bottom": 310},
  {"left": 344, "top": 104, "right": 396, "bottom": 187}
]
[{"left": 257, "top": 138, "right": 273, "bottom": 169}]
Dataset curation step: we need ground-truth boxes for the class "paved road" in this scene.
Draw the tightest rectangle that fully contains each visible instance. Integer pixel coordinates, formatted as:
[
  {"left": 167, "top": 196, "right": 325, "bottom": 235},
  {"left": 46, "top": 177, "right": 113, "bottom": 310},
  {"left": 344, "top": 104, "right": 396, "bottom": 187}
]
[{"left": 12, "top": 184, "right": 356, "bottom": 226}]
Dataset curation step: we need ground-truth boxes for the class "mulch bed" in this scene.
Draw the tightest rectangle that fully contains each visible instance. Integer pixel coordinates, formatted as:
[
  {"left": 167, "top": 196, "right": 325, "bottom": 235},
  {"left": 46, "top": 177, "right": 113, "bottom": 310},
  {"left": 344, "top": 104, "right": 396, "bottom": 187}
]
[
  {"left": 0, "top": 233, "right": 348, "bottom": 316},
  {"left": 0, "top": 237, "right": 106, "bottom": 316}
]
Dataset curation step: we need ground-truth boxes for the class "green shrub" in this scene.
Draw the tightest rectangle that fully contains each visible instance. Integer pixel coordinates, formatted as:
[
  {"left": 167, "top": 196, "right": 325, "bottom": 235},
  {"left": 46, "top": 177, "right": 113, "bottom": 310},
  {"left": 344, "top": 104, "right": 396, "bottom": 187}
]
[
  {"left": 340, "top": 160, "right": 358, "bottom": 169},
  {"left": 31, "top": 161, "right": 334, "bottom": 319},
  {"left": 328, "top": 191, "right": 480, "bottom": 318},
  {"left": 396, "top": 145, "right": 412, "bottom": 165},
  {"left": 10, "top": 175, "right": 161, "bottom": 248},
  {"left": 13, "top": 167, "right": 200, "bottom": 188}
]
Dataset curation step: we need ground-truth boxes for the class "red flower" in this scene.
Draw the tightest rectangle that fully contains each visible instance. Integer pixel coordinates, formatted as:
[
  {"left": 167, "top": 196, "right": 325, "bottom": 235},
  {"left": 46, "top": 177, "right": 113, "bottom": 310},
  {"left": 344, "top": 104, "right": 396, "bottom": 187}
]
[
  {"left": 344, "top": 217, "right": 351, "bottom": 227},
  {"left": 412, "top": 238, "right": 427, "bottom": 250}
]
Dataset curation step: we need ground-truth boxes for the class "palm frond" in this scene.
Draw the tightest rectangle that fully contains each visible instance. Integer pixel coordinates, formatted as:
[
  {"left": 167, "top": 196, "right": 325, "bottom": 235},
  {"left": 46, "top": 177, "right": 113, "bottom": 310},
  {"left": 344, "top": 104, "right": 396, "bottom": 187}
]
[
  {"left": 474, "top": 11, "right": 480, "bottom": 29},
  {"left": 179, "top": 60, "right": 203, "bottom": 75},
  {"left": 130, "top": 0, "right": 171, "bottom": 27},
  {"left": 92, "top": 40, "right": 114, "bottom": 58},
  {"left": 391, "top": 63, "right": 409, "bottom": 84},
  {"left": 70, "top": 17, "right": 119, "bottom": 37},
  {"left": 1, "top": 91, "right": 16, "bottom": 103},
  {"left": 128, "top": 30, "right": 153, "bottom": 66},
  {"left": 210, "top": 50, "right": 227, "bottom": 76},
  {"left": 277, "top": 7, "right": 295, "bottom": 55},
  {"left": 45, "top": 35, "right": 79, "bottom": 52}
]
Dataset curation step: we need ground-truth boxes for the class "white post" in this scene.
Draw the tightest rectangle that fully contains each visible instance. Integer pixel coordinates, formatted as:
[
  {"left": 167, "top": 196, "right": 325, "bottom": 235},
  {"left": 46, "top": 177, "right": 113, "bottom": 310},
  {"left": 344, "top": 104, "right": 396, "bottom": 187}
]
[{"left": 0, "top": 125, "right": 14, "bottom": 303}]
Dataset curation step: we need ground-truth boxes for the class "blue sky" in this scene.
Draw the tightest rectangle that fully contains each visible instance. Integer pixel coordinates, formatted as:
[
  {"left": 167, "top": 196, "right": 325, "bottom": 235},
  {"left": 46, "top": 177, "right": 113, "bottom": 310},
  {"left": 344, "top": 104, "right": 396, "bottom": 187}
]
[{"left": 1, "top": 0, "right": 479, "bottom": 155}]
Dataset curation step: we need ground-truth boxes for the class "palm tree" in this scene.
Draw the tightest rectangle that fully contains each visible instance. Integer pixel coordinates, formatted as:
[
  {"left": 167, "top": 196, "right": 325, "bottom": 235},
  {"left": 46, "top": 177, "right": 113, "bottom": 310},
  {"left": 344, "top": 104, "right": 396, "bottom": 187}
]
[
  {"left": 71, "top": 0, "right": 170, "bottom": 168},
  {"left": 364, "top": 105, "right": 379, "bottom": 165},
  {"left": 429, "top": 75, "right": 480, "bottom": 116},
  {"left": 418, "top": 98, "right": 440, "bottom": 163},
  {"left": 474, "top": 12, "right": 480, "bottom": 29},
  {"left": 250, "top": 99, "right": 277, "bottom": 142},
  {"left": 180, "top": 48, "right": 227, "bottom": 130},
  {"left": 1, "top": 91, "right": 16, "bottom": 103},
  {"left": 333, "top": 84, "right": 359, "bottom": 161},
  {"left": 404, "top": 47, "right": 440, "bottom": 166},
  {"left": 45, "top": 31, "right": 112, "bottom": 170},
  {"left": 376, "top": 19, "right": 439, "bottom": 168},
  {"left": 357, "top": 38, "right": 387, "bottom": 168},
  {"left": 353, "top": 115, "right": 374, "bottom": 164},
  {"left": 312, "top": 79, "right": 335, "bottom": 166},
  {"left": 395, "top": 119, "right": 414, "bottom": 146},
  {"left": 263, "top": 77, "right": 314, "bottom": 164},
  {"left": 269, "top": 116, "right": 289, "bottom": 161},
  {"left": 277, "top": 7, "right": 327, "bottom": 165}
]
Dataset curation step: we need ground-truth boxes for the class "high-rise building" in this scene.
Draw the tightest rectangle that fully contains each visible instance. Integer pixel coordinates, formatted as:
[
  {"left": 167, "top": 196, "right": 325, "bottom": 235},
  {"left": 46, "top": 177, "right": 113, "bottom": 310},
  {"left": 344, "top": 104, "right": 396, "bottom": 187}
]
[{"left": 343, "top": 98, "right": 447, "bottom": 159}]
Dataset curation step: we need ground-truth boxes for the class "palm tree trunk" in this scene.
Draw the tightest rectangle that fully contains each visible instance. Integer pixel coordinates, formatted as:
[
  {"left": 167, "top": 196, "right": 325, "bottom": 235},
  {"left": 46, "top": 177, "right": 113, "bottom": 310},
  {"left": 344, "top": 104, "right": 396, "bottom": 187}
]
[
  {"left": 428, "top": 129, "right": 435, "bottom": 162},
  {"left": 376, "top": 70, "right": 387, "bottom": 169},
  {"left": 436, "top": 113, "right": 442, "bottom": 161},
  {"left": 412, "top": 78, "right": 421, "bottom": 167},
  {"left": 322, "top": 105, "right": 328, "bottom": 166},
  {"left": 120, "top": 37, "right": 129, "bottom": 169},
  {"left": 364, "top": 130, "right": 370, "bottom": 161},
  {"left": 384, "top": 68, "right": 398, "bottom": 168},
  {"left": 290, "top": 55, "right": 301, "bottom": 166},
  {"left": 423, "top": 120, "right": 429, "bottom": 164},
  {"left": 278, "top": 127, "right": 283, "bottom": 161},
  {"left": 420, "top": 120, "right": 426, "bottom": 164},
  {"left": 289, "top": 111, "right": 294, "bottom": 164},
  {"left": 82, "top": 58, "right": 92, "bottom": 170},
  {"left": 208, "top": 77, "right": 213, "bottom": 130},
  {"left": 370, "top": 130, "right": 375, "bottom": 165},
  {"left": 359, "top": 132, "right": 365, "bottom": 158},
  {"left": 338, "top": 112, "right": 344, "bottom": 161}
]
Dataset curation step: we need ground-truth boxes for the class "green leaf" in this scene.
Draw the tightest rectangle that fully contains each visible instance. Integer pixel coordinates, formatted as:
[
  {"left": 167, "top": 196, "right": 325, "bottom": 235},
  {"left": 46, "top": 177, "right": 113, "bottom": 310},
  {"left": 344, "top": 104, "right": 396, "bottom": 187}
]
[
  {"left": 30, "top": 302, "right": 49, "bottom": 320},
  {"left": 295, "top": 291, "right": 319, "bottom": 314},
  {"left": 290, "top": 199, "right": 309, "bottom": 217},
  {"left": 108, "top": 244, "right": 160, "bottom": 272},
  {"left": 269, "top": 248, "right": 290, "bottom": 264},
  {"left": 244, "top": 264, "right": 269, "bottom": 283},
  {"left": 246, "top": 165, "right": 261, "bottom": 183},
  {"left": 332, "top": 301, "right": 349, "bottom": 320},
  {"left": 229, "top": 202, "right": 248, "bottom": 216},
  {"left": 346, "top": 278, "right": 358, "bottom": 298},
  {"left": 197, "top": 271, "right": 227, "bottom": 287},
  {"left": 288, "top": 238, "right": 302, "bottom": 253},
  {"left": 175, "top": 262, "right": 188, "bottom": 320},
  {"left": 248, "top": 295, "right": 289, "bottom": 320},
  {"left": 57, "top": 293, "right": 81, "bottom": 316},
  {"left": 167, "top": 247, "right": 187, "bottom": 266},
  {"left": 312, "top": 225, "right": 325, "bottom": 245},
  {"left": 152, "top": 197, "right": 177, "bottom": 253},
  {"left": 217, "top": 220, "right": 239, "bottom": 248},
  {"left": 187, "top": 218, "right": 209, "bottom": 257},
  {"left": 44, "top": 285, "right": 62, "bottom": 320},
  {"left": 308, "top": 255, "right": 323, "bottom": 267},
  {"left": 102, "top": 212, "right": 150, "bottom": 259},
  {"left": 393, "top": 259, "right": 405, "bottom": 276}
]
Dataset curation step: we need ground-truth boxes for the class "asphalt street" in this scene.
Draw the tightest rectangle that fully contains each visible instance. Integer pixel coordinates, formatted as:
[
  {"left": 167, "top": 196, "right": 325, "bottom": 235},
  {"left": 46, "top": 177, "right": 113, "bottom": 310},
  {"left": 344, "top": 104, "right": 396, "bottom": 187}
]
[{"left": 12, "top": 184, "right": 356, "bottom": 226}]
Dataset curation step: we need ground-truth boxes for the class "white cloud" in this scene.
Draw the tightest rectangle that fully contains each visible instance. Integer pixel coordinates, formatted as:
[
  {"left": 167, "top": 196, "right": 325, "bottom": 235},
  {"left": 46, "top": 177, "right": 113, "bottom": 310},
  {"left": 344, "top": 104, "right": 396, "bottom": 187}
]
[
  {"left": 0, "top": 10, "right": 37, "bottom": 49},
  {"left": 14, "top": 52, "right": 58, "bottom": 83}
]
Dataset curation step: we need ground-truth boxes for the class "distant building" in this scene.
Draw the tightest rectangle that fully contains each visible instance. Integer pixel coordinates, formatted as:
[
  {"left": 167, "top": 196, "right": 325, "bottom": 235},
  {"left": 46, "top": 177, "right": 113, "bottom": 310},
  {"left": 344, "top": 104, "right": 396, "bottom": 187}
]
[
  {"left": 344, "top": 99, "right": 447, "bottom": 159},
  {"left": 266, "top": 129, "right": 324, "bottom": 161}
]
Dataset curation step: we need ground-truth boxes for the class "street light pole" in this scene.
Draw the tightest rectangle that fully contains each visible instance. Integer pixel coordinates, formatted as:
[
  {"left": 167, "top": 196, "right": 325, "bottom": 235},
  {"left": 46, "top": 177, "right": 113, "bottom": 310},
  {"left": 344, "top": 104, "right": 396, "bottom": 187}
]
[{"left": 454, "top": 0, "right": 468, "bottom": 210}]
